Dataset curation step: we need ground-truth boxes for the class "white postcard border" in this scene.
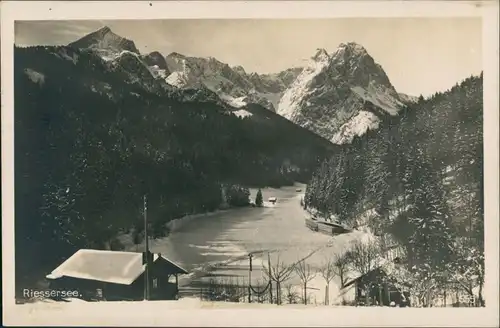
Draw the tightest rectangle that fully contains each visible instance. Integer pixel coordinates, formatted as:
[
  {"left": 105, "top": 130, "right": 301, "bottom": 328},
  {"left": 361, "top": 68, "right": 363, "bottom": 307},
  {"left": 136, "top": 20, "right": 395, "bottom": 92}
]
[{"left": 2, "top": 1, "right": 499, "bottom": 326}]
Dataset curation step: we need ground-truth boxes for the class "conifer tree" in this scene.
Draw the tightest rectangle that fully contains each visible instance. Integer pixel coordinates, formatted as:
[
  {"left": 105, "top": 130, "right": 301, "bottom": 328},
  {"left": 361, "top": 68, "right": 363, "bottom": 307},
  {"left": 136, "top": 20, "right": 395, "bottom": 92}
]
[
  {"left": 406, "top": 155, "right": 454, "bottom": 275},
  {"left": 255, "top": 188, "right": 264, "bottom": 207}
]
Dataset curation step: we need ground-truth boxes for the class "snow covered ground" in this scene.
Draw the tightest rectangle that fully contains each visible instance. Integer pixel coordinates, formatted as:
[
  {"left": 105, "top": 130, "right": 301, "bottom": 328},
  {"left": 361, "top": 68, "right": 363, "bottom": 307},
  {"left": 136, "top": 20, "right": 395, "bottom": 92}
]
[
  {"left": 7, "top": 295, "right": 487, "bottom": 327},
  {"left": 6, "top": 185, "right": 491, "bottom": 325}
]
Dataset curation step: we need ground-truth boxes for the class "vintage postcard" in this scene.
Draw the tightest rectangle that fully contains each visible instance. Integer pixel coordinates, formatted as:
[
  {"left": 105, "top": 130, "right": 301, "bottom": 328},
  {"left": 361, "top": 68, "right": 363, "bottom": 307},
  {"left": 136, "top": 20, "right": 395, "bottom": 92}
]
[{"left": 2, "top": 0, "right": 499, "bottom": 326}]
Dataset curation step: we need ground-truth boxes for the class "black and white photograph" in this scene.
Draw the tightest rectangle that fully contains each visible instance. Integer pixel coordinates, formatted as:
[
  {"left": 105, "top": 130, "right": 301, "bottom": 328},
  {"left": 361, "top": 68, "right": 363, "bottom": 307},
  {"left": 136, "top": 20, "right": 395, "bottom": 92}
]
[{"left": 2, "top": 1, "right": 499, "bottom": 326}]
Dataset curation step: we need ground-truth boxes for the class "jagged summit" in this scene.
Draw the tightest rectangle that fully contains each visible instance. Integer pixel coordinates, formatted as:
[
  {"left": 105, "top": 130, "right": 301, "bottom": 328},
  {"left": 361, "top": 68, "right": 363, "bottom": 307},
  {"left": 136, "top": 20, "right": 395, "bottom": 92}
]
[
  {"left": 312, "top": 48, "right": 330, "bottom": 62},
  {"left": 147, "top": 50, "right": 164, "bottom": 58},
  {"left": 337, "top": 42, "right": 368, "bottom": 54},
  {"left": 330, "top": 42, "right": 371, "bottom": 64},
  {"left": 277, "top": 42, "right": 404, "bottom": 144},
  {"left": 96, "top": 26, "right": 112, "bottom": 34},
  {"left": 68, "top": 26, "right": 140, "bottom": 56},
  {"left": 167, "top": 52, "right": 186, "bottom": 58},
  {"left": 162, "top": 50, "right": 302, "bottom": 111},
  {"left": 233, "top": 65, "right": 247, "bottom": 75},
  {"left": 143, "top": 51, "right": 168, "bottom": 70}
]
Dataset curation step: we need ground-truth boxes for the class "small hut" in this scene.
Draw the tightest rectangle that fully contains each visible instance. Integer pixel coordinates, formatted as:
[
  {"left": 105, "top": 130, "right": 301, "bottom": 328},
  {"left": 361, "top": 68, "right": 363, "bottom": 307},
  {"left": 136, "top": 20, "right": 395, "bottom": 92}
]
[
  {"left": 46, "top": 249, "right": 188, "bottom": 301},
  {"left": 339, "top": 257, "right": 410, "bottom": 307}
]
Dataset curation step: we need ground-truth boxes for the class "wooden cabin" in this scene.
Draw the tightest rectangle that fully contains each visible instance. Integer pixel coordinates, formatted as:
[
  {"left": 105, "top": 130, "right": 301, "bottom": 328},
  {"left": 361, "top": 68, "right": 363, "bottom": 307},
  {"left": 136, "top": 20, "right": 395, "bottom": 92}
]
[
  {"left": 305, "top": 217, "right": 319, "bottom": 231},
  {"left": 317, "top": 221, "right": 349, "bottom": 235},
  {"left": 46, "top": 249, "right": 188, "bottom": 301},
  {"left": 339, "top": 258, "right": 410, "bottom": 307}
]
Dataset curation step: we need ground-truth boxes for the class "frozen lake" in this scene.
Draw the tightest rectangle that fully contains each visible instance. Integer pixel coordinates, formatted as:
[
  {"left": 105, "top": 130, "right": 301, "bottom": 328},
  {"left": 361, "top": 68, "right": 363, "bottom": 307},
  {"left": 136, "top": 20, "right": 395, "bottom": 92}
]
[{"left": 136, "top": 183, "right": 369, "bottom": 304}]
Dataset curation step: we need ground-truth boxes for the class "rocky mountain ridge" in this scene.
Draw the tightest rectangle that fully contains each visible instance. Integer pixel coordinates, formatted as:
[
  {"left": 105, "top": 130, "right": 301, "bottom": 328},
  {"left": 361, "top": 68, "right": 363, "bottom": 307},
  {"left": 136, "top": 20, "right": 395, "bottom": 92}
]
[
  {"left": 277, "top": 43, "right": 406, "bottom": 143},
  {"left": 68, "top": 27, "right": 414, "bottom": 144}
]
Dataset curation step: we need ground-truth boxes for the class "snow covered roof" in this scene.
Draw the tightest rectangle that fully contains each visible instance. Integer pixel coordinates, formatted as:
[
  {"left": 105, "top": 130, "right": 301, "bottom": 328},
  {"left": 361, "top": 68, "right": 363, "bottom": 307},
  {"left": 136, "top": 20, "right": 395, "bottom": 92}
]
[
  {"left": 46, "top": 249, "right": 188, "bottom": 285},
  {"left": 341, "top": 256, "right": 396, "bottom": 289}
]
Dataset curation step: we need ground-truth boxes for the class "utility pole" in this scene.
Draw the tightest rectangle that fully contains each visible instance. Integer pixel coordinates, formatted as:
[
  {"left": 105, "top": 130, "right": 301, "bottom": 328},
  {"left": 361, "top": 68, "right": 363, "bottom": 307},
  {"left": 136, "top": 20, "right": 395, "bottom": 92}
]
[
  {"left": 248, "top": 253, "right": 253, "bottom": 303},
  {"left": 268, "top": 252, "right": 273, "bottom": 304},
  {"left": 143, "top": 194, "right": 150, "bottom": 301}
]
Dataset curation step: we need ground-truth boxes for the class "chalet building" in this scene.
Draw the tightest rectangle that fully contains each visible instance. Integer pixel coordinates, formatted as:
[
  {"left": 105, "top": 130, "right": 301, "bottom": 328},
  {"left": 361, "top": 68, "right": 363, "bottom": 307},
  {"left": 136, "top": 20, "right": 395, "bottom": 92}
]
[
  {"left": 338, "top": 234, "right": 410, "bottom": 307},
  {"left": 339, "top": 261, "right": 411, "bottom": 307},
  {"left": 46, "top": 249, "right": 188, "bottom": 301}
]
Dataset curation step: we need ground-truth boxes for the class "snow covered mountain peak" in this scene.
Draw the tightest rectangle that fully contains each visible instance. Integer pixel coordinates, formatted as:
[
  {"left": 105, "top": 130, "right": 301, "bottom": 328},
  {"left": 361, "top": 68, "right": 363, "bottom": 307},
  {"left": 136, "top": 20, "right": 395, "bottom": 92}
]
[
  {"left": 233, "top": 65, "right": 247, "bottom": 75},
  {"left": 312, "top": 48, "right": 330, "bottom": 63},
  {"left": 277, "top": 42, "right": 405, "bottom": 144},
  {"left": 69, "top": 26, "right": 140, "bottom": 58},
  {"left": 66, "top": 29, "right": 405, "bottom": 144},
  {"left": 67, "top": 28, "right": 177, "bottom": 93},
  {"left": 163, "top": 52, "right": 302, "bottom": 111},
  {"left": 166, "top": 52, "right": 186, "bottom": 59},
  {"left": 335, "top": 42, "right": 368, "bottom": 56},
  {"left": 97, "top": 25, "right": 112, "bottom": 35},
  {"left": 143, "top": 51, "right": 168, "bottom": 69}
]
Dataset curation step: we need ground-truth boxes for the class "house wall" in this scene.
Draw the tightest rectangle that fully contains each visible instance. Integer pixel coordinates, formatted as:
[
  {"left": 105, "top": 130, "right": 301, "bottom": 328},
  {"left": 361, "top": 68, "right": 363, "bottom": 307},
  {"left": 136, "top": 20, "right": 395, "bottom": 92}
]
[
  {"left": 135, "top": 261, "right": 180, "bottom": 301},
  {"left": 49, "top": 277, "right": 140, "bottom": 301},
  {"left": 48, "top": 260, "right": 182, "bottom": 301},
  {"left": 348, "top": 269, "right": 410, "bottom": 307}
]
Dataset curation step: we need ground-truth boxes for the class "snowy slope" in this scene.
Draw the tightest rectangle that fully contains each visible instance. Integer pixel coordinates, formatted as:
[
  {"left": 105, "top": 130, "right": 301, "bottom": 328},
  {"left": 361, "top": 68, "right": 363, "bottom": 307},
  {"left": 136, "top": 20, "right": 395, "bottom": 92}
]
[
  {"left": 110, "top": 50, "right": 173, "bottom": 93},
  {"left": 279, "top": 49, "right": 331, "bottom": 120},
  {"left": 351, "top": 85, "right": 404, "bottom": 116},
  {"left": 142, "top": 51, "right": 171, "bottom": 79},
  {"left": 69, "top": 27, "right": 405, "bottom": 142},
  {"left": 277, "top": 42, "right": 405, "bottom": 144},
  {"left": 69, "top": 27, "right": 173, "bottom": 92},
  {"left": 233, "top": 109, "right": 253, "bottom": 118},
  {"left": 398, "top": 92, "right": 419, "bottom": 104},
  {"left": 164, "top": 52, "right": 302, "bottom": 112},
  {"left": 330, "top": 110, "right": 380, "bottom": 144},
  {"left": 69, "top": 26, "right": 140, "bottom": 60},
  {"left": 24, "top": 68, "right": 45, "bottom": 85},
  {"left": 165, "top": 71, "right": 190, "bottom": 88}
]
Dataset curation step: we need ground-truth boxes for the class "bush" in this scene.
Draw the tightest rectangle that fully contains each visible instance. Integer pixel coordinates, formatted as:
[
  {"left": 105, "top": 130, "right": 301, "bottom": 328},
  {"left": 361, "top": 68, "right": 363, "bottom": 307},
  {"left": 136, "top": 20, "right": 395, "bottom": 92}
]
[{"left": 225, "top": 185, "right": 250, "bottom": 207}]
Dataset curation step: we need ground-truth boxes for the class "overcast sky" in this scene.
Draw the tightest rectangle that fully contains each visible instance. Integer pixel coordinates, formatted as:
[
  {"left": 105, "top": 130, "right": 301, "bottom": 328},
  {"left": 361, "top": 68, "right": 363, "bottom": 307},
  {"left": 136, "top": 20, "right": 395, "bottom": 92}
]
[{"left": 15, "top": 18, "right": 482, "bottom": 97}]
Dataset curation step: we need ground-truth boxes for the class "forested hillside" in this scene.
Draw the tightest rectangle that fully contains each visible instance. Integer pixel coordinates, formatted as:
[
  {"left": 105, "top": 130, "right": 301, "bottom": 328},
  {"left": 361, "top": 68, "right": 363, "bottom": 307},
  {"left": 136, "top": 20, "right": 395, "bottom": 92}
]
[
  {"left": 305, "top": 74, "right": 484, "bottom": 303},
  {"left": 14, "top": 46, "right": 335, "bottom": 288}
]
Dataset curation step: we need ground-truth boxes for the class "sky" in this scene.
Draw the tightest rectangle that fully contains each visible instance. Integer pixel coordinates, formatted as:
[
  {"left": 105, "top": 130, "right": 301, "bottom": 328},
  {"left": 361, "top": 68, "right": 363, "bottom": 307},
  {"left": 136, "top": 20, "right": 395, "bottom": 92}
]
[{"left": 15, "top": 18, "right": 482, "bottom": 97}]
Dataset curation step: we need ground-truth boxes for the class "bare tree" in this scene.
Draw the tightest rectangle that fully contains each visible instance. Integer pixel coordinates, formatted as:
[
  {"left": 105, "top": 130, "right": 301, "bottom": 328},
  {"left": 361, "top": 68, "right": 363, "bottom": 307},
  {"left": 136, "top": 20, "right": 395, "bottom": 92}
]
[
  {"left": 346, "top": 238, "right": 383, "bottom": 305},
  {"left": 262, "top": 253, "right": 295, "bottom": 305},
  {"left": 319, "top": 250, "right": 351, "bottom": 305},
  {"left": 318, "top": 257, "right": 335, "bottom": 305},
  {"left": 295, "top": 259, "right": 317, "bottom": 305},
  {"left": 333, "top": 251, "right": 351, "bottom": 288},
  {"left": 284, "top": 284, "right": 300, "bottom": 304}
]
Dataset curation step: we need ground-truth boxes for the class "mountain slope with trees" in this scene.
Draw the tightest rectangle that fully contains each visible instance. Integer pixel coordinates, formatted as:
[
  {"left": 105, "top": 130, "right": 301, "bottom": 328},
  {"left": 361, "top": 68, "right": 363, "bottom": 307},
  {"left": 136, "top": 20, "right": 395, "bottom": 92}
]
[
  {"left": 14, "top": 45, "right": 336, "bottom": 292},
  {"left": 304, "top": 74, "right": 484, "bottom": 304}
]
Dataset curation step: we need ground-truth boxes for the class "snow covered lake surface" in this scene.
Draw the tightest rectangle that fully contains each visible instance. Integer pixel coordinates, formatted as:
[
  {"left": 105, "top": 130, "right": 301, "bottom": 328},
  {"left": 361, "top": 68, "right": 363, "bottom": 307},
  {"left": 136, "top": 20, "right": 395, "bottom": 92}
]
[{"left": 125, "top": 183, "right": 370, "bottom": 305}]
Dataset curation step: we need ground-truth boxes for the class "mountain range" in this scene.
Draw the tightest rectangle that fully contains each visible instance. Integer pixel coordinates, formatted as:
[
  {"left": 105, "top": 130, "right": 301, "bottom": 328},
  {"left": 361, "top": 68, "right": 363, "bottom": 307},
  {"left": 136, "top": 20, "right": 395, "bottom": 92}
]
[
  {"left": 14, "top": 25, "right": 483, "bottom": 301},
  {"left": 64, "top": 26, "right": 418, "bottom": 144},
  {"left": 15, "top": 25, "right": 342, "bottom": 280}
]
